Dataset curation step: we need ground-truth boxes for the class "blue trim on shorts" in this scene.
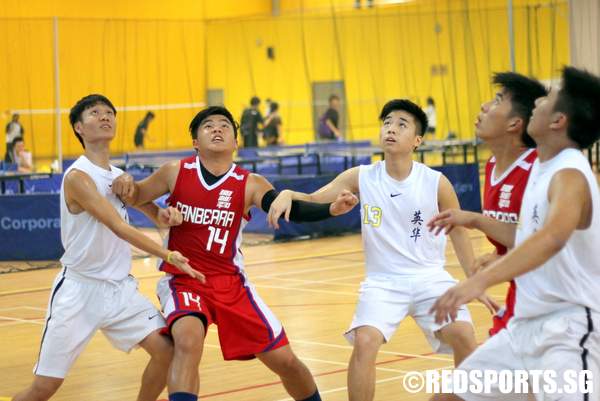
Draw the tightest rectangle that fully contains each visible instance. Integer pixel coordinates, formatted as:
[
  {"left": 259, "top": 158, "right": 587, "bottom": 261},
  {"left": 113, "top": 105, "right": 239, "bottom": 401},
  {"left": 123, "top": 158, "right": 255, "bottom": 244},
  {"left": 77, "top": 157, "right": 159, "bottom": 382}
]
[
  {"left": 35, "top": 267, "right": 67, "bottom": 374},
  {"left": 262, "top": 328, "right": 286, "bottom": 353},
  {"left": 168, "top": 275, "right": 181, "bottom": 310},
  {"left": 579, "top": 307, "right": 594, "bottom": 401},
  {"left": 240, "top": 274, "right": 274, "bottom": 341}
]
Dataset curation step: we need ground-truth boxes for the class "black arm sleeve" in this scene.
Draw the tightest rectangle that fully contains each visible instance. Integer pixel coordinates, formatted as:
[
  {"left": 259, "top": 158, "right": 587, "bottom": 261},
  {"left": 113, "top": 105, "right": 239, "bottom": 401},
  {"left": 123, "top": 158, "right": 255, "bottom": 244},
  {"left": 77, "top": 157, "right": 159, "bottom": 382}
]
[{"left": 261, "top": 189, "right": 333, "bottom": 222}]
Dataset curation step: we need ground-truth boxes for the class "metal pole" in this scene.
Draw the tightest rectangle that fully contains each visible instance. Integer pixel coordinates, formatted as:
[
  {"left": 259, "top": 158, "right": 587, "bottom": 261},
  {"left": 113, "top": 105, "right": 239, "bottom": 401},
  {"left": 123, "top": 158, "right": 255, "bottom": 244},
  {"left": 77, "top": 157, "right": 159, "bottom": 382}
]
[
  {"left": 508, "top": 0, "right": 516, "bottom": 71},
  {"left": 53, "top": 16, "right": 63, "bottom": 172}
]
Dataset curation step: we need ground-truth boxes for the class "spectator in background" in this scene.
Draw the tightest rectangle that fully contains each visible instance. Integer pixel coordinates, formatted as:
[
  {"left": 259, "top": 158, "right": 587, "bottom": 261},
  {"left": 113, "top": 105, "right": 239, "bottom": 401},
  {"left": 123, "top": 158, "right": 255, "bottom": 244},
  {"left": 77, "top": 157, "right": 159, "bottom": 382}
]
[
  {"left": 263, "top": 102, "right": 282, "bottom": 146},
  {"left": 5, "top": 113, "right": 24, "bottom": 162},
  {"left": 318, "top": 94, "right": 341, "bottom": 141},
  {"left": 264, "top": 98, "right": 272, "bottom": 118},
  {"left": 12, "top": 137, "right": 32, "bottom": 173},
  {"left": 240, "top": 96, "right": 263, "bottom": 148},
  {"left": 425, "top": 97, "right": 437, "bottom": 136},
  {"left": 134, "top": 111, "right": 155, "bottom": 150}
]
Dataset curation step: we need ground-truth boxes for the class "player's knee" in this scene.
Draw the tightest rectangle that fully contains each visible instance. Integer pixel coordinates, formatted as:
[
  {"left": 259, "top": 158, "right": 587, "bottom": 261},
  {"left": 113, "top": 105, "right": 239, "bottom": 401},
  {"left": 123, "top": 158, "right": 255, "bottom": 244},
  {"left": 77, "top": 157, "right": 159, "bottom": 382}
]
[
  {"left": 353, "top": 329, "right": 384, "bottom": 356},
  {"left": 442, "top": 324, "right": 476, "bottom": 352},
  {"left": 28, "top": 378, "right": 62, "bottom": 401},
  {"left": 173, "top": 330, "right": 204, "bottom": 356}
]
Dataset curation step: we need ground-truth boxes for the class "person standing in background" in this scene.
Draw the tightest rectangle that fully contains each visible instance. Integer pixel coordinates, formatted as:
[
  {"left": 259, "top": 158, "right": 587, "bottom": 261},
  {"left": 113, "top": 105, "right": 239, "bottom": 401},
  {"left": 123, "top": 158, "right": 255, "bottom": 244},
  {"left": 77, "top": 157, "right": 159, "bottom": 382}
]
[
  {"left": 5, "top": 113, "right": 24, "bottom": 162},
  {"left": 134, "top": 111, "right": 155, "bottom": 150},
  {"left": 12, "top": 137, "right": 33, "bottom": 173},
  {"left": 318, "top": 95, "right": 342, "bottom": 141},
  {"left": 425, "top": 97, "right": 437, "bottom": 137},
  {"left": 240, "top": 96, "right": 263, "bottom": 148},
  {"left": 263, "top": 102, "right": 282, "bottom": 146}
]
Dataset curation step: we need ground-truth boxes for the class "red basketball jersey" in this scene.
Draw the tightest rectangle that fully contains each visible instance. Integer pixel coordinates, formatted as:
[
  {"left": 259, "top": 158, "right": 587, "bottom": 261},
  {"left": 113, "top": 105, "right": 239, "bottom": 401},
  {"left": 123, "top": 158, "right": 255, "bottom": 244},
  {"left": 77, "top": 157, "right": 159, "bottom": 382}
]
[
  {"left": 483, "top": 148, "right": 536, "bottom": 336},
  {"left": 483, "top": 148, "right": 537, "bottom": 255},
  {"left": 161, "top": 155, "right": 251, "bottom": 277}
]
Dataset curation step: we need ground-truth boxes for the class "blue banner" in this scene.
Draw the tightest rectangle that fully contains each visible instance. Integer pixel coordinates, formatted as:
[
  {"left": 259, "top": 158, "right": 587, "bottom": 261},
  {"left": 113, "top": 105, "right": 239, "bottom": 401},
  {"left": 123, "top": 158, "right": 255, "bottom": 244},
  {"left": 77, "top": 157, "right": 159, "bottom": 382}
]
[{"left": 0, "top": 194, "right": 63, "bottom": 260}]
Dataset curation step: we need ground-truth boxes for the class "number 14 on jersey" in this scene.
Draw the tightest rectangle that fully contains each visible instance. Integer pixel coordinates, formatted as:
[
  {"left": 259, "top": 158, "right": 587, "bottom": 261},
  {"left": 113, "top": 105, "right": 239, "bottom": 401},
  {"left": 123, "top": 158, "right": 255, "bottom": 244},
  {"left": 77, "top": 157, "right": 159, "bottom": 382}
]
[{"left": 207, "top": 226, "right": 229, "bottom": 254}]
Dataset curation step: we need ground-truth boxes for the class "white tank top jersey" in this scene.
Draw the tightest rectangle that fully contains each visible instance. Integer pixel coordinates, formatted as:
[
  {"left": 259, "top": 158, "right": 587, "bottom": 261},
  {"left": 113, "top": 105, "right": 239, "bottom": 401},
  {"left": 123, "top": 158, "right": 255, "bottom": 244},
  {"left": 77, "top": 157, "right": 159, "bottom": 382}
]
[
  {"left": 358, "top": 160, "right": 447, "bottom": 277},
  {"left": 60, "top": 155, "right": 132, "bottom": 281},
  {"left": 514, "top": 148, "right": 600, "bottom": 318}
]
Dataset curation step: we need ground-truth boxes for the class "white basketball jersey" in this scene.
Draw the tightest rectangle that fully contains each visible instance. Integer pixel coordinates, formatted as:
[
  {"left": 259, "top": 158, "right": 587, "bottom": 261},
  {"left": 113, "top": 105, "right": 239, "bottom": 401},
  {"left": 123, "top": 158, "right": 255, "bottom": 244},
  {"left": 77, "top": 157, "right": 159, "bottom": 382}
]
[
  {"left": 514, "top": 148, "right": 600, "bottom": 318},
  {"left": 359, "top": 160, "right": 446, "bottom": 277},
  {"left": 60, "top": 155, "right": 131, "bottom": 280}
]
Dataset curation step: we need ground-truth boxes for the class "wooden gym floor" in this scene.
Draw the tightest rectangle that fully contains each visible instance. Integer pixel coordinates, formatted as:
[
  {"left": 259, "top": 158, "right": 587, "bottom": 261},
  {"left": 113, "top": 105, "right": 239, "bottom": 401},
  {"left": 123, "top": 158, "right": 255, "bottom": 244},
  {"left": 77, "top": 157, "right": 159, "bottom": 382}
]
[{"left": 0, "top": 231, "right": 503, "bottom": 401}]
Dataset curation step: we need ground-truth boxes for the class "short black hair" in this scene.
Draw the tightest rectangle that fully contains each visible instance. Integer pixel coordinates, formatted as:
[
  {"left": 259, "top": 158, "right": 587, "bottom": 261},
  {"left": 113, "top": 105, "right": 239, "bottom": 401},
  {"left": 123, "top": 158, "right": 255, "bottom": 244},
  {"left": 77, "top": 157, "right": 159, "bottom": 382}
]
[
  {"left": 269, "top": 102, "right": 279, "bottom": 113},
  {"left": 379, "top": 99, "right": 428, "bottom": 136},
  {"left": 426, "top": 97, "right": 435, "bottom": 106},
  {"left": 146, "top": 111, "right": 155, "bottom": 119},
  {"left": 250, "top": 96, "right": 260, "bottom": 106},
  {"left": 493, "top": 72, "right": 547, "bottom": 148},
  {"left": 554, "top": 66, "right": 600, "bottom": 149},
  {"left": 329, "top": 94, "right": 340, "bottom": 103},
  {"left": 189, "top": 106, "right": 239, "bottom": 139},
  {"left": 69, "top": 94, "right": 116, "bottom": 148}
]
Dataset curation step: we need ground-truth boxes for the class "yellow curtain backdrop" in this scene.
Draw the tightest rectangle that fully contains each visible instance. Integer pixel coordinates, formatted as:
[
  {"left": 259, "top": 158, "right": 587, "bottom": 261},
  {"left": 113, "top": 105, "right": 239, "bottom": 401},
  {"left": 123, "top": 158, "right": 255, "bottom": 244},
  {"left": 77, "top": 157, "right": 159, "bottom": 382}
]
[{"left": 0, "top": 0, "right": 569, "bottom": 165}]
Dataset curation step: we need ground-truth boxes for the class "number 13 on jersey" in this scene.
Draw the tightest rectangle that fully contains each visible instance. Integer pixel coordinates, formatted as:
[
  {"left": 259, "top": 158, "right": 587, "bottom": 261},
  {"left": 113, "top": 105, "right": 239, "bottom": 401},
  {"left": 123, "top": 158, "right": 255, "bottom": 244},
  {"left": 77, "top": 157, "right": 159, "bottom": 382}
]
[
  {"left": 207, "top": 226, "right": 229, "bottom": 254},
  {"left": 363, "top": 204, "right": 382, "bottom": 227}
]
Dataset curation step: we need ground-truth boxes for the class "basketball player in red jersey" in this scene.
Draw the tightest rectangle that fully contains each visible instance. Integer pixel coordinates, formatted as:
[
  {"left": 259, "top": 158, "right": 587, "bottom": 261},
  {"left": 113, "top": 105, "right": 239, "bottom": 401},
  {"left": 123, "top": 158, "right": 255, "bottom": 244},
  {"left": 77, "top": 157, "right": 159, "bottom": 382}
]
[
  {"left": 469, "top": 72, "right": 546, "bottom": 335},
  {"left": 111, "top": 106, "right": 358, "bottom": 401}
]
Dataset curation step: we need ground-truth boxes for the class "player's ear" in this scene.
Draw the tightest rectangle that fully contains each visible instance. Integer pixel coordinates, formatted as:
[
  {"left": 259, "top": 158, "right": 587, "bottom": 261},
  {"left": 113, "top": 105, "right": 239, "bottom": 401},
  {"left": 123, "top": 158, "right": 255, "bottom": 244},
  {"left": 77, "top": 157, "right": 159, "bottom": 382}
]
[
  {"left": 506, "top": 116, "right": 524, "bottom": 134},
  {"left": 413, "top": 133, "right": 423, "bottom": 150}
]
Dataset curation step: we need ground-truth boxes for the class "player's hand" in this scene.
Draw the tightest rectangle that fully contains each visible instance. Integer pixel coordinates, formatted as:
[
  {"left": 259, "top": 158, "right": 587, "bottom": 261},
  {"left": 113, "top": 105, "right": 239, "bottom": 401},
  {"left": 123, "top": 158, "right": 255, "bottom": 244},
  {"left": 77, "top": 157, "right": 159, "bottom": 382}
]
[
  {"left": 426, "top": 209, "right": 477, "bottom": 236},
  {"left": 477, "top": 293, "right": 501, "bottom": 314},
  {"left": 472, "top": 252, "right": 501, "bottom": 274},
  {"left": 267, "top": 190, "right": 294, "bottom": 229},
  {"left": 112, "top": 173, "right": 136, "bottom": 204},
  {"left": 330, "top": 190, "right": 359, "bottom": 216},
  {"left": 429, "top": 276, "right": 486, "bottom": 324},
  {"left": 167, "top": 251, "right": 206, "bottom": 283},
  {"left": 158, "top": 206, "right": 183, "bottom": 227}
]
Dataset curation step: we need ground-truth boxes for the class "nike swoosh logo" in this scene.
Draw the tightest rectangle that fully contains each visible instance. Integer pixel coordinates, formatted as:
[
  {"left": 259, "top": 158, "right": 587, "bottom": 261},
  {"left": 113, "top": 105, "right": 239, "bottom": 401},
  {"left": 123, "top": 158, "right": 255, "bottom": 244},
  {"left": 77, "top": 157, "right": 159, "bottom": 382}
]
[
  {"left": 390, "top": 193, "right": 402, "bottom": 198},
  {"left": 148, "top": 314, "right": 160, "bottom": 320}
]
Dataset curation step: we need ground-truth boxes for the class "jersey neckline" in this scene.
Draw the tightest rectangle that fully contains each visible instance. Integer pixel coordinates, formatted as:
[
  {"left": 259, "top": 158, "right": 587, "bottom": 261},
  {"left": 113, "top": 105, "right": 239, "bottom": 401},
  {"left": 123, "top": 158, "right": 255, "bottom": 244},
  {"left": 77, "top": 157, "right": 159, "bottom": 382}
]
[
  {"left": 194, "top": 155, "right": 236, "bottom": 191},
  {"left": 489, "top": 148, "right": 535, "bottom": 187}
]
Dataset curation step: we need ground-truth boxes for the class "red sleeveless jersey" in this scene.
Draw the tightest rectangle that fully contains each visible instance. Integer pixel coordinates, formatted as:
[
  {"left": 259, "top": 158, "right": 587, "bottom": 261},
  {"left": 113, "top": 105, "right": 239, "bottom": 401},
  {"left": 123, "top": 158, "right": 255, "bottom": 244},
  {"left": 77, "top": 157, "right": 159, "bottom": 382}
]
[
  {"left": 160, "top": 155, "right": 251, "bottom": 277},
  {"left": 483, "top": 149, "right": 537, "bottom": 255},
  {"left": 483, "top": 148, "right": 536, "bottom": 336}
]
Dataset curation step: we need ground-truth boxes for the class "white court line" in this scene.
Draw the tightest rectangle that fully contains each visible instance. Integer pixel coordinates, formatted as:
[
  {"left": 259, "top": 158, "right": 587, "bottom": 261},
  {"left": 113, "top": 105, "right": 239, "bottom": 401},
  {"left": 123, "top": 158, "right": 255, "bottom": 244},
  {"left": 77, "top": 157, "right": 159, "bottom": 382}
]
[
  {"left": 0, "top": 306, "right": 45, "bottom": 312},
  {"left": 263, "top": 276, "right": 360, "bottom": 288},
  {"left": 291, "top": 339, "right": 454, "bottom": 362},
  {"left": 0, "top": 316, "right": 44, "bottom": 325},
  {"left": 253, "top": 262, "right": 363, "bottom": 280},
  {"left": 254, "top": 282, "right": 501, "bottom": 308},
  {"left": 275, "top": 364, "right": 455, "bottom": 401},
  {"left": 254, "top": 284, "right": 357, "bottom": 297},
  {"left": 300, "top": 356, "right": 406, "bottom": 373},
  {"left": 321, "top": 273, "right": 365, "bottom": 282}
]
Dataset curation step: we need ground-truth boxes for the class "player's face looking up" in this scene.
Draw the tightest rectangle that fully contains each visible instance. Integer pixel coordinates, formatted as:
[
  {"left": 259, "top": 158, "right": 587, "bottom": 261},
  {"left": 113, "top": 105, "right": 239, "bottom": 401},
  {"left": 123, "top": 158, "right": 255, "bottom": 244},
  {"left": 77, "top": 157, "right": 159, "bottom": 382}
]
[
  {"left": 75, "top": 103, "right": 117, "bottom": 144},
  {"left": 476, "top": 90, "right": 513, "bottom": 140},
  {"left": 380, "top": 110, "right": 422, "bottom": 153},
  {"left": 527, "top": 86, "right": 559, "bottom": 140},
  {"left": 194, "top": 114, "right": 237, "bottom": 153}
]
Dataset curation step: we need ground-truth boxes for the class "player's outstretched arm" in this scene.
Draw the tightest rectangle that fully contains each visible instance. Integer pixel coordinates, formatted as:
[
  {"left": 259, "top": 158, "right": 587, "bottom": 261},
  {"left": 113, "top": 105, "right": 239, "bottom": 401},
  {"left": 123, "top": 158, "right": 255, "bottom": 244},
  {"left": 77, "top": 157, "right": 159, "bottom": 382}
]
[
  {"left": 136, "top": 203, "right": 183, "bottom": 228},
  {"left": 430, "top": 169, "right": 591, "bottom": 324},
  {"left": 65, "top": 169, "right": 204, "bottom": 282},
  {"left": 266, "top": 167, "right": 360, "bottom": 227},
  {"left": 438, "top": 175, "right": 499, "bottom": 313},
  {"left": 247, "top": 174, "right": 359, "bottom": 229},
  {"left": 427, "top": 207, "right": 516, "bottom": 249},
  {"left": 112, "top": 160, "right": 179, "bottom": 206}
]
